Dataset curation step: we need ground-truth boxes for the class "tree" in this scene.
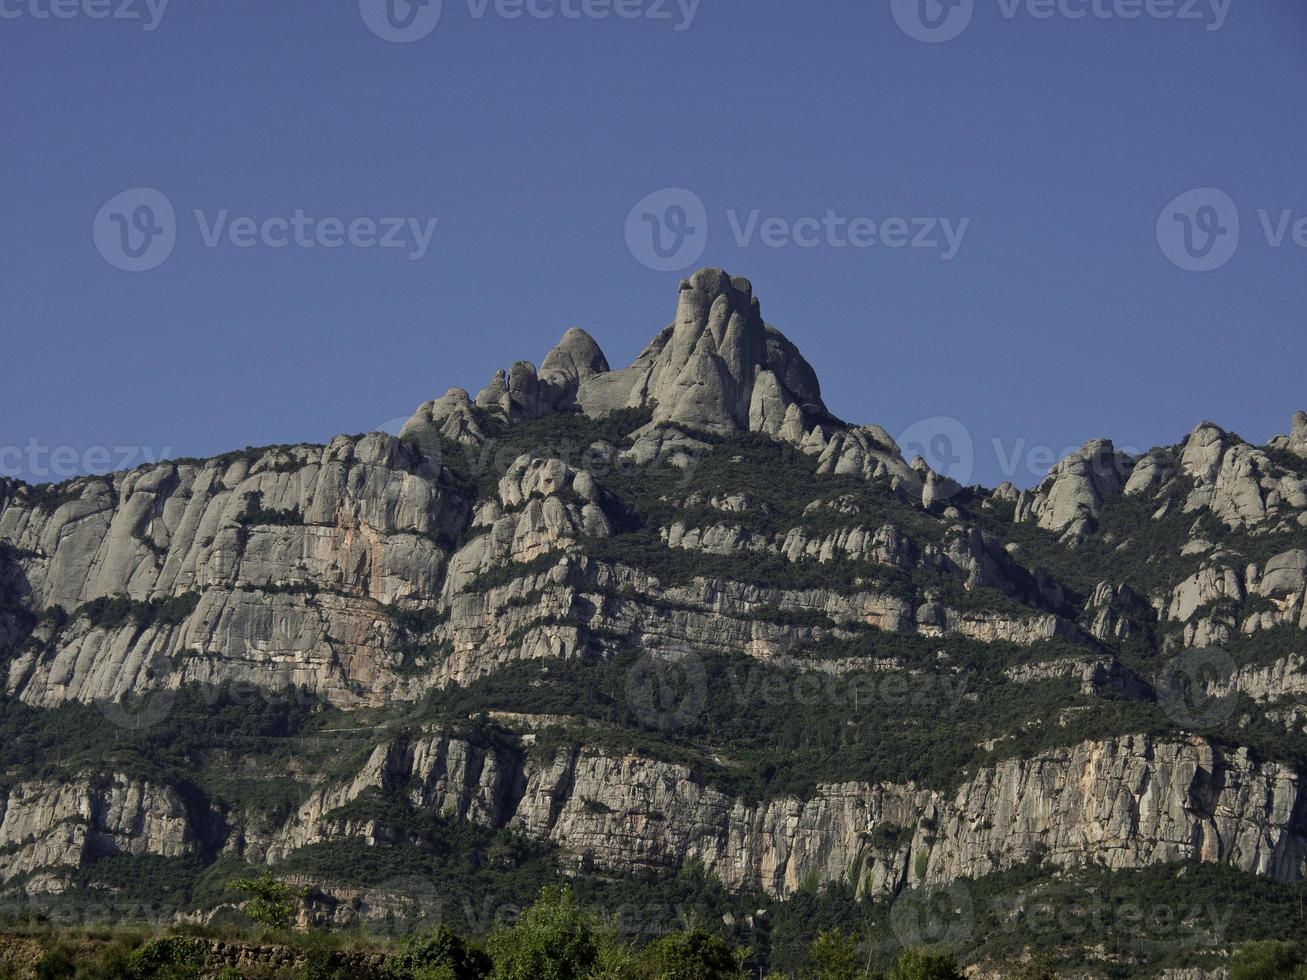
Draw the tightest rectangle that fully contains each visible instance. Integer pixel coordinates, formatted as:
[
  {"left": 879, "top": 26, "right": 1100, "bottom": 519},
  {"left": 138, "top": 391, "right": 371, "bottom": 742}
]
[
  {"left": 486, "top": 886, "right": 597, "bottom": 980},
  {"left": 385, "top": 925, "right": 490, "bottom": 980},
  {"left": 229, "top": 871, "right": 307, "bottom": 931},
  {"left": 887, "top": 948, "right": 963, "bottom": 980},
  {"left": 587, "top": 924, "right": 642, "bottom": 980},
  {"left": 807, "top": 929, "right": 861, "bottom": 980},
  {"left": 1231, "top": 941, "right": 1307, "bottom": 980},
  {"left": 124, "top": 936, "right": 204, "bottom": 980},
  {"left": 33, "top": 946, "right": 76, "bottom": 980},
  {"left": 643, "top": 928, "right": 740, "bottom": 979}
]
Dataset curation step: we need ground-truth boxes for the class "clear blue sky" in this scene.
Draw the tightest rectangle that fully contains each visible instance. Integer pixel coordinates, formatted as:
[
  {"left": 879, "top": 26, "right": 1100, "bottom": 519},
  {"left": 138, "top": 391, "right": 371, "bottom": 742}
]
[{"left": 3, "top": 0, "right": 1305, "bottom": 488}]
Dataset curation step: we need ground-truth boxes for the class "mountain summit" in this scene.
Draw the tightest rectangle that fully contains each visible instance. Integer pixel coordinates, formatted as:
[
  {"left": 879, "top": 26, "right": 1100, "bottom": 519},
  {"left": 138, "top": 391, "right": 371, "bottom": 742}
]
[
  {"left": 574, "top": 268, "right": 828, "bottom": 435},
  {"left": 405, "top": 268, "right": 829, "bottom": 437},
  {"left": 404, "top": 268, "right": 921, "bottom": 495}
]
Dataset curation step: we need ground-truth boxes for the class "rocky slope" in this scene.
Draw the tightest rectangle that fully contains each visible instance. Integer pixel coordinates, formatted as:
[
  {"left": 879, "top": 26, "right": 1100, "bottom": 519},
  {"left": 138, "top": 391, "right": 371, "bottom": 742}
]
[
  {"left": 0, "top": 269, "right": 1305, "bottom": 926},
  {"left": 263, "top": 728, "right": 1307, "bottom": 898}
]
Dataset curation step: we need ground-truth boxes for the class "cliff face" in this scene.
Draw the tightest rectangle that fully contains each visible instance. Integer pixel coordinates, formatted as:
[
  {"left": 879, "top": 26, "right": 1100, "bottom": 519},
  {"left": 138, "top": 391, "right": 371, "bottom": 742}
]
[
  {"left": 0, "top": 776, "right": 194, "bottom": 892},
  {"left": 12, "top": 731, "right": 1299, "bottom": 903},
  {"left": 0, "top": 441, "right": 1087, "bottom": 713},
  {"left": 1, "top": 269, "right": 1306, "bottom": 918},
  {"left": 1, "top": 433, "right": 467, "bottom": 709}
]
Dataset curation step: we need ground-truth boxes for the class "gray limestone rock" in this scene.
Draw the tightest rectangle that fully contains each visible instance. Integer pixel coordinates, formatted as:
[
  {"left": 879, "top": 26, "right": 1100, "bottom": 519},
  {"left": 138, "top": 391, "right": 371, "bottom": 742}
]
[
  {"left": 1180, "top": 423, "right": 1307, "bottom": 528},
  {"left": 1269, "top": 411, "right": 1307, "bottom": 459},
  {"left": 1015, "top": 439, "right": 1132, "bottom": 539},
  {"left": 575, "top": 269, "right": 828, "bottom": 438}
]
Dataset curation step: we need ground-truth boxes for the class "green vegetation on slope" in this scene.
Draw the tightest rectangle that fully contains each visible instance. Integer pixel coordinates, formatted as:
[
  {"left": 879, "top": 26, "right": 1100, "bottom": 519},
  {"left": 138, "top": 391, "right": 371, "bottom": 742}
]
[{"left": 6, "top": 863, "right": 1306, "bottom": 978}]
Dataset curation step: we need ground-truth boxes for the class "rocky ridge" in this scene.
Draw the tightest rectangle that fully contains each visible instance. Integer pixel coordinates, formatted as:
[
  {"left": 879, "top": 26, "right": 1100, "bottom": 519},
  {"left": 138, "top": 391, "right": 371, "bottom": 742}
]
[
  {"left": 10, "top": 729, "right": 1300, "bottom": 905},
  {"left": 0, "top": 269, "right": 1305, "bottom": 921}
]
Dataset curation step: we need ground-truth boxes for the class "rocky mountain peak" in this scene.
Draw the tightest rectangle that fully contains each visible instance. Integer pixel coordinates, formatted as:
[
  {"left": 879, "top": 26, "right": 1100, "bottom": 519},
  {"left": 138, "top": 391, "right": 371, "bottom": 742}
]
[
  {"left": 638, "top": 268, "right": 774, "bottom": 432},
  {"left": 1014, "top": 438, "right": 1133, "bottom": 540},
  {"left": 540, "top": 326, "right": 610, "bottom": 384},
  {"left": 1180, "top": 421, "right": 1232, "bottom": 483},
  {"left": 570, "top": 267, "right": 831, "bottom": 435},
  {"left": 403, "top": 269, "right": 834, "bottom": 441},
  {"left": 399, "top": 387, "right": 487, "bottom": 446}
]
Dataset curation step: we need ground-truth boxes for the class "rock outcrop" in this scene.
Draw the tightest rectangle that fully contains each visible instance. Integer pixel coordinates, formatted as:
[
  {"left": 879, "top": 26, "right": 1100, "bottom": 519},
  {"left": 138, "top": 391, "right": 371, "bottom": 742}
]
[
  {"left": 1179, "top": 423, "right": 1307, "bottom": 530},
  {"left": 1270, "top": 411, "right": 1307, "bottom": 459},
  {"left": 1, "top": 435, "right": 468, "bottom": 709},
  {"left": 1014, "top": 439, "right": 1132, "bottom": 539},
  {"left": 575, "top": 269, "right": 827, "bottom": 436},
  {"left": 0, "top": 775, "right": 195, "bottom": 893},
  {"left": 1162, "top": 548, "right": 1307, "bottom": 648},
  {"left": 253, "top": 730, "right": 1307, "bottom": 899}
]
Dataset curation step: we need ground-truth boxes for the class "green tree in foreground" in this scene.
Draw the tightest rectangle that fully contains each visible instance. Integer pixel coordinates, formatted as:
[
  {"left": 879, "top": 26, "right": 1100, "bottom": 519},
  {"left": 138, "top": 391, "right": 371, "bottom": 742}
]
[
  {"left": 1232, "top": 941, "right": 1307, "bottom": 980},
  {"left": 642, "top": 927, "right": 740, "bottom": 979},
  {"left": 806, "top": 929, "right": 862, "bottom": 980},
  {"left": 230, "top": 871, "right": 308, "bottom": 931},
  {"left": 887, "top": 947, "right": 963, "bottom": 980},
  {"left": 386, "top": 924, "right": 491, "bottom": 980},
  {"left": 486, "top": 886, "right": 597, "bottom": 980},
  {"left": 33, "top": 946, "right": 76, "bottom": 980},
  {"left": 125, "top": 936, "right": 204, "bottom": 980}
]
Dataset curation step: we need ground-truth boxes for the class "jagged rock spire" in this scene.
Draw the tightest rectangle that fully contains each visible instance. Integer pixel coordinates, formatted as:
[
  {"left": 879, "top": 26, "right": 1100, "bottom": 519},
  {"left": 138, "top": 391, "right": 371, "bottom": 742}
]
[
  {"left": 575, "top": 268, "right": 829, "bottom": 435},
  {"left": 397, "top": 268, "right": 922, "bottom": 498}
]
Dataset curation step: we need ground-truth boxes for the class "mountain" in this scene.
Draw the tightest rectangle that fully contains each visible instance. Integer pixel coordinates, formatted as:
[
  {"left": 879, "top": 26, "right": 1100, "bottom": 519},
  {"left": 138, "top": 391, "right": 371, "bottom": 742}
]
[{"left": 1, "top": 269, "right": 1306, "bottom": 973}]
